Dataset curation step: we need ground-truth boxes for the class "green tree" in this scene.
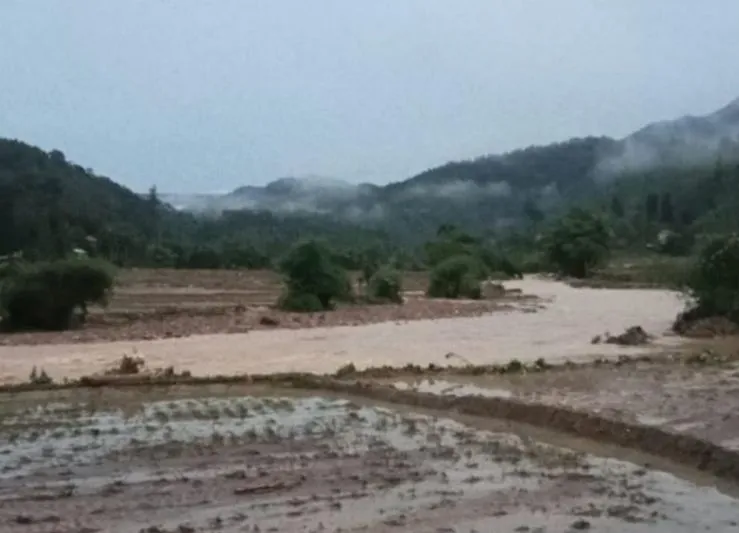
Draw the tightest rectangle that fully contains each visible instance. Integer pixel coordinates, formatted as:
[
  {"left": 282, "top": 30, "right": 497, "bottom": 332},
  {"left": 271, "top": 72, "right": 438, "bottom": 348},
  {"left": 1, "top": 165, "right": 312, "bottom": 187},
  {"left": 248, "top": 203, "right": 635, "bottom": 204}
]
[
  {"left": 684, "top": 234, "right": 739, "bottom": 321},
  {"left": 522, "top": 197, "right": 545, "bottom": 226},
  {"left": 645, "top": 193, "right": 659, "bottom": 222},
  {"left": 610, "top": 196, "right": 624, "bottom": 218},
  {"left": 544, "top": 208, "right": 610, "bottom": 278},
  {"left": 659, "top": 193, "right": 675, "bottom": 224},
  {"left": 427, "top": 255, "right": 486, "bottom": 299},
  {"left": 367, "top": 265, "right": 403, "bottom": 303},
  {"left": 1, "top": 258, "right": 116, "bottom": 331},
  {"left": 278, "top": 240, "right": 352, "bottom": 311}
]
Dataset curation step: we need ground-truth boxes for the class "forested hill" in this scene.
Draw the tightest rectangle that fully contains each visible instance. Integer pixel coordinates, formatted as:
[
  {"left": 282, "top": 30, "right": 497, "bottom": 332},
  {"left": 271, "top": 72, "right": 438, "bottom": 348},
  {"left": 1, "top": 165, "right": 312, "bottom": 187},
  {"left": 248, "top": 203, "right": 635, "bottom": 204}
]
[
  {"left": 164, "top": 96, "right": 739, "bottom": 240},
  {"left": 0, "top": 139, "right": 169, "bottom": 258},
  {"left": 2, "top": 96, "right": 739, "bottom": 267},
  {"left": 0, "top": 139, "right": 393, "bottom": 268}
]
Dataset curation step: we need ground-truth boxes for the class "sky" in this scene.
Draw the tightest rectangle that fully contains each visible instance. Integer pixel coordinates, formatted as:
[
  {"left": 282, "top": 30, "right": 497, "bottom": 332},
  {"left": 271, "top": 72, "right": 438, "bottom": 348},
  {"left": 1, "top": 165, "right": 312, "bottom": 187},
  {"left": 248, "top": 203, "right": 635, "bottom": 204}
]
[{"left": 2, "top": 1, "right": 739, "bottom": 194}]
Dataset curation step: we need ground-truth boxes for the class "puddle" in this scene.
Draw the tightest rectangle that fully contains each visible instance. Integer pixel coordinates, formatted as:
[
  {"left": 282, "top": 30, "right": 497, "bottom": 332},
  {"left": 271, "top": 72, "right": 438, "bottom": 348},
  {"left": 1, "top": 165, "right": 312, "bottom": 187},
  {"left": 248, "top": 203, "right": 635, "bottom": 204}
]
[{"left": 394, "top": 379, "right": 513, "bottom": 399}]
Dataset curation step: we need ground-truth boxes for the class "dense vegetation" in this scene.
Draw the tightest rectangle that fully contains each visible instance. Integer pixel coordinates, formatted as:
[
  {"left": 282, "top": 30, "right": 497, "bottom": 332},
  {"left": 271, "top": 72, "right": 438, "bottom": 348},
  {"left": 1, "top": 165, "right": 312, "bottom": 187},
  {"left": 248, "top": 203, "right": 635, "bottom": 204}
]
[
  {"left": 683, "top": 234, "right": 739, "bottom": 322},
  {"left": 544, "top": 208, "right": 610, "bottom": 278},
  {"left": 0, "top": 257, "right": 115, "bottom": 331},
  {"left": 0, "top": 139, "right": 397, "bottom": 270},
  {"left": 277, "top": 240, "right": 353, "bottom": 311},
  {"left": 3, "top": 134, "right": 739, "bottom": 273}
]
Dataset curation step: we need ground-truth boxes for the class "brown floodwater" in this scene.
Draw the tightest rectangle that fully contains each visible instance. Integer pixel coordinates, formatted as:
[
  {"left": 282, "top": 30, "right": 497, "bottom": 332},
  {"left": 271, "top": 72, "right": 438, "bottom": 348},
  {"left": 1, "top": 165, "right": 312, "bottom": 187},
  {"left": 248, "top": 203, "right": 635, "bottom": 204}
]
[{"left": 0, "top": 277, "right": 686, "bottom": 384}]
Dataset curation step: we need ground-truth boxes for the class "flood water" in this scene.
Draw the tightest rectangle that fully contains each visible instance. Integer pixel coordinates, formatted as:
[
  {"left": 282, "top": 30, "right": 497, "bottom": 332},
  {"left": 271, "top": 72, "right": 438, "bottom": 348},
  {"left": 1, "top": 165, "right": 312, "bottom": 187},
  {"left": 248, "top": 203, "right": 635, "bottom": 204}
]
[{"left": 0, "top": 277, "right": 686, "bottom": 383}]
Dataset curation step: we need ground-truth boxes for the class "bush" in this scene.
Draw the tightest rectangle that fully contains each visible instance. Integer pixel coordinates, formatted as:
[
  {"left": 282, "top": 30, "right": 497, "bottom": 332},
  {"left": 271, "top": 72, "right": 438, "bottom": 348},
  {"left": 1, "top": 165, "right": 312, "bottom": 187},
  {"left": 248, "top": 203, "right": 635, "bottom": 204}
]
[
  {"left": 277, "top": 240, "right": 352, "bottom": 311},
  {"left": 684, "top": 234, "right": 739, "bottom": 321},
  {"left": 656, "top": 230, "right": 694, "bottom": 257},
  {"left": 479, "top": 248, "right": 523, "bottom": 279},
  {"left": 544, "top": 208, "right": 610, "bottom": 278},
  {"left": 0, "top": 258, "right": 116, "bottom": 331},
  {"left": 276, "top": 291, "right": 325, "bottom": 312},
  {"left": 367, "top": 266, "right": 403, "bottom": 303},
  {"left": 427, "top": 255, "right": 486, "bottom": 299}
]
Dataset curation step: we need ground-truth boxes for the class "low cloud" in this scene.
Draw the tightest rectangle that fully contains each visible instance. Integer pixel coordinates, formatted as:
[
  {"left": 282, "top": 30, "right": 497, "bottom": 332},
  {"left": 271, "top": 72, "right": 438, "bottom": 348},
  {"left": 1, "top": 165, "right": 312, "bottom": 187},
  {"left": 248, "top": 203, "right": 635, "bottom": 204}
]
[{"left": 403, "top": 179, "right": 511, "bottom": 200}]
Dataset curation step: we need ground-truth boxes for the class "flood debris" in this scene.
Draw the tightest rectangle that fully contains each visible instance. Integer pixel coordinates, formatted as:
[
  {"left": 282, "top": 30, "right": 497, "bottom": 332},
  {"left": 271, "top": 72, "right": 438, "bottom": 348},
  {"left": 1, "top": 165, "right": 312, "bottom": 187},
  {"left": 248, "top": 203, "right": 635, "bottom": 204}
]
[{"left": 591, "top": 325, "right": 652, "bottom": 346}]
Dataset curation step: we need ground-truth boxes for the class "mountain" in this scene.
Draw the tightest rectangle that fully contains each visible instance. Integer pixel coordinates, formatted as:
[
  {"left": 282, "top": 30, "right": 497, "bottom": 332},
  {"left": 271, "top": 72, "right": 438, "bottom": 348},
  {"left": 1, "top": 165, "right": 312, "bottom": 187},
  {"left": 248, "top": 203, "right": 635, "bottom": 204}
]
[
  {"left": 4, "top": 95, "right": 739, "bottom": 265},
  {"left": 0, "top": 139, "right": 182, "bottom": 259},
  {"left": 167, "top": 96, "right": 739, "bottom": 238},
  {"left": 0, "top": 139, "right": 391, "bottom": 266},
  {"left": 596, "top": 96, "right": 739, "bottom": 177}
]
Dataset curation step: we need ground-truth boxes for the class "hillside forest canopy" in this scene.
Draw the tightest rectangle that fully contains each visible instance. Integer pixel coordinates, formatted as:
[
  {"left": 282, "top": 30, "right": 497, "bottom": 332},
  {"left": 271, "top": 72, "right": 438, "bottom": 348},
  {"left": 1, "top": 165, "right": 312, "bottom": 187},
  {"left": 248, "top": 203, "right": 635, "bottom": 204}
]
[{"left": 2, "top": 137, "right": 739, "bottom": 272}]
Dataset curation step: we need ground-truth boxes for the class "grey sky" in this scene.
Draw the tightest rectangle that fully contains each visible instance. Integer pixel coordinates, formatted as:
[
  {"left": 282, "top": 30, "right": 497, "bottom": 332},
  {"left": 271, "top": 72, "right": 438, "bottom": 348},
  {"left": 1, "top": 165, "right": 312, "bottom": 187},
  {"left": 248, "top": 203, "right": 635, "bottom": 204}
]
[{"left": 2, "top": 1, "right": 738, "bottom": 193}]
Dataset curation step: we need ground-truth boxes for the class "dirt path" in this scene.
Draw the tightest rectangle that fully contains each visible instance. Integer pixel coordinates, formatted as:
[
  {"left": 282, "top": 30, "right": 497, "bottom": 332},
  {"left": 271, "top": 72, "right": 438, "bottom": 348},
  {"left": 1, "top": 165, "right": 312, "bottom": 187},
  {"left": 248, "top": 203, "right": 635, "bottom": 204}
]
[
  {"left": 1, "top": 387, "right": 737, "bottom": 532},
  {"left": 0, "top": 278, "right": 685, "bottom": 384}
]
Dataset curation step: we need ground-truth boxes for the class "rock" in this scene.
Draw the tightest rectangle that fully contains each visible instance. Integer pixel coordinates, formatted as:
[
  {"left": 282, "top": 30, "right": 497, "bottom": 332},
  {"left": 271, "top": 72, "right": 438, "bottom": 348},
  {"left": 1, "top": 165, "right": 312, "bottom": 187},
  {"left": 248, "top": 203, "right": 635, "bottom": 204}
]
[
  {"left": 482, "top": 282, "right": 506, "bottom": 299},
  {"left": 604, "top": 326, "right": 651, "bottom": 346},
  {"left": 570, "top": 519, "right": 591, "bottom": 530},
  {"left": 259, "top": 315, "right": 280, "bottom": 327}
]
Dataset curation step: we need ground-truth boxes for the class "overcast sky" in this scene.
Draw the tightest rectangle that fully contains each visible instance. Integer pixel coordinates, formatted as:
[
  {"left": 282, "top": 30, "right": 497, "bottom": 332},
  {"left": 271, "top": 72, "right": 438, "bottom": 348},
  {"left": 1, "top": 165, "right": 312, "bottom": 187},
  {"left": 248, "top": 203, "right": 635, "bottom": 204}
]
[{"left": 2, "top": 1, "right": 738, "bottom": 193}]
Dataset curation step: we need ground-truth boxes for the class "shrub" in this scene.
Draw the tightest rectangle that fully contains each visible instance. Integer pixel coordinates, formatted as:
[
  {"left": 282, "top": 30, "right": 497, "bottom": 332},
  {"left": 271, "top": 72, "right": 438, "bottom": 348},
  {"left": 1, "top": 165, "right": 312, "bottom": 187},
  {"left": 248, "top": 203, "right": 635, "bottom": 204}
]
[
  {"left": 0, "top": 258, "right": 116, "bottom": 331},
  {"left": 544, "top": 208, "right": 610, "bottom": 278},
  {"left": 277, "top": 240, "right": 352, "bottom": 311},
  {"left": 367, "top": 266, "right": 403, "bottom": 303},
  {"left": 479, "top": 248, "right": 523, "bottom": 279},
  {"left": 277, "top": 291, "right": 325, "bottom": 312},
  {"left": 684, "top": 234, "right": 739, "bottom": 321},
  {"left": 427, "top": 255, "right": 486, "bottom": 299}
]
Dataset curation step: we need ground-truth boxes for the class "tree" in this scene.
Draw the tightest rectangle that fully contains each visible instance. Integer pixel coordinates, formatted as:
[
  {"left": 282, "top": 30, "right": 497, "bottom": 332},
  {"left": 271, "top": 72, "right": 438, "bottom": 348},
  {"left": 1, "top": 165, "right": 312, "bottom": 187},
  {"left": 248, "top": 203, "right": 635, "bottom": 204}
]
[
  {"left": 645, "top": 193, "right": 659, "bottom": 222},
  {"left": 425, "top": 226, "right": 481, "bottom": 267},
  {"left": 544, "top": 208, "right": 610, "bottom": 278},
  {"left": 0, "top": 258, "right": 116, "bottom": 331},
  {"left": 610, "top": 196, "right": 624, "bottom": 218},
  {"left": 427, "top": 255, "right": 486, "bottom": 299},
  {"left": 522, "top": 198, "right": 545, "bottom": 226},
  {"left": 277, "top": 240, "right": 352, "bottom": 311},
  {"left": 367, "top": 265, "right": 403, "bottom": 303},
  {"left": 659, "top": 193, "right": 674, "bottom": 224},
  {"left": 684, "top": 234, "right": 739, "bottom": 322}
]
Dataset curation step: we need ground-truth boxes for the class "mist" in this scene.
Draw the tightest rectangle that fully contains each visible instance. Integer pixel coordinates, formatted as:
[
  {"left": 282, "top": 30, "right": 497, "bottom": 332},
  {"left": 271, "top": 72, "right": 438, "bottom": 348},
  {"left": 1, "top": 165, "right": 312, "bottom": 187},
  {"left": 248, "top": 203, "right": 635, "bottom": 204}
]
[{"left": 594, "top": 97, "right": 739, "bottom": 180}]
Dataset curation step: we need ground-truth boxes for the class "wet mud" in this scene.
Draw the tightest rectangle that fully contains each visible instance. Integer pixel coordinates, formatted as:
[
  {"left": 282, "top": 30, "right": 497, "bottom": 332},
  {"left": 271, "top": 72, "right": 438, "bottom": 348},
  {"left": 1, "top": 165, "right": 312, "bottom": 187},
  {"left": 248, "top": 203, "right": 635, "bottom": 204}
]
[{"left": 1, "top": 387, "right": 738, "bottom": 532}]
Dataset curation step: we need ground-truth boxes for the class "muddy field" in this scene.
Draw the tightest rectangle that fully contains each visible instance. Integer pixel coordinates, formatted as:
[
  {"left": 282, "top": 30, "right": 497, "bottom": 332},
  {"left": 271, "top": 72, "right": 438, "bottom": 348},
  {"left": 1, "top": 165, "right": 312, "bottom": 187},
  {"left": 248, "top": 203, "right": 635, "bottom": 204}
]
[
  {"left": 2, "top": 384, "right": 738, "bottom": 532},
  {"left": 0, "top": 268, "right": 533, "bottom": 346},
  {"left": 1, "top": 275, "right": 738, "bottom": 530},
  {"left": 388, "top": 346, "right": 739, "bottom": 453}
]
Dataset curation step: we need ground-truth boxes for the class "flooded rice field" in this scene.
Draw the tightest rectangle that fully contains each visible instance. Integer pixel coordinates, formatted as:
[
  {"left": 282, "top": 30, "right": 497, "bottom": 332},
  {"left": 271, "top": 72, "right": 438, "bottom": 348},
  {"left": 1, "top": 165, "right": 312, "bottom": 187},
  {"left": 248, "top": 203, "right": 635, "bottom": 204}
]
[
  {"left": 388, "top": 350, "right": 739, "bottom": 453},
  {"left": 0, "top": 278, "right": 685, "bottom": 384},
  {"left": 1, "top": 385, "right": 738, "bottom": 532}
]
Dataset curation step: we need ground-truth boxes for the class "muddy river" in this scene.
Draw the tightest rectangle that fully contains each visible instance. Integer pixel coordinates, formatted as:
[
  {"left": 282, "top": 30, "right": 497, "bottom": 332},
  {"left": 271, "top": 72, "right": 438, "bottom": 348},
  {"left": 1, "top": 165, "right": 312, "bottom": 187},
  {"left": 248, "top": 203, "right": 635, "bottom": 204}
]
[{"left": 0, "top": 278, "right": 685, "bottom": 383}]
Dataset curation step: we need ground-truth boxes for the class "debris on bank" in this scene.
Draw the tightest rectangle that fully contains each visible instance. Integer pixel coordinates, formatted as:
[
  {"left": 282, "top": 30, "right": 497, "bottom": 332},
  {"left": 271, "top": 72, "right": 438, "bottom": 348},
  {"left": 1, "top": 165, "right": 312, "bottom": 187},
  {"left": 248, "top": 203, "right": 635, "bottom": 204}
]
[{"left": 591, "top": 325, "right": 652, "bottom": 346}]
